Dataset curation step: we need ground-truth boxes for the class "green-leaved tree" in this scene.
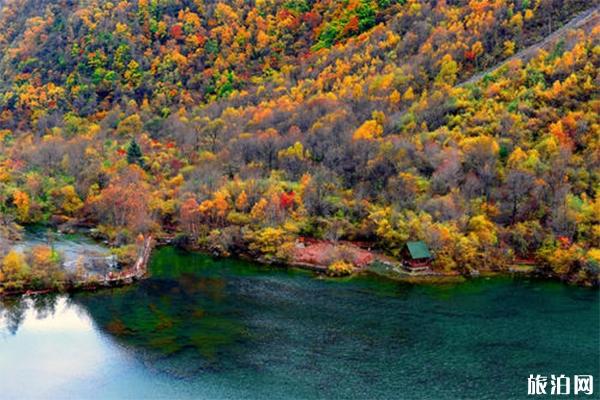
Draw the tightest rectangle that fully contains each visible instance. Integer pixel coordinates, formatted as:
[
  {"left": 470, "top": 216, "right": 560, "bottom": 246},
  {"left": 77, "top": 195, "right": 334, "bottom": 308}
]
[{"left": 126, "top": 139, "right": 145, "bottom": 168}]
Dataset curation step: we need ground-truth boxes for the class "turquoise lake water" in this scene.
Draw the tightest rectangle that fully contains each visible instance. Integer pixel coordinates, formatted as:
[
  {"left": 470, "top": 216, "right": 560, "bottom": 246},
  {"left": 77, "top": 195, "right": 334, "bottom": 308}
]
[{"left": 1, "top": 246, "right": 598, "bottom": 399}]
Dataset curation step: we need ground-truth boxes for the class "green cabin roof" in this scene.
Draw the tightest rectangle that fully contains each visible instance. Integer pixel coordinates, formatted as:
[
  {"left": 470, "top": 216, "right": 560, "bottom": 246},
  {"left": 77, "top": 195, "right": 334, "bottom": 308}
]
[{"left": 406, "top": 241, "right": 432, "bottom": 260}]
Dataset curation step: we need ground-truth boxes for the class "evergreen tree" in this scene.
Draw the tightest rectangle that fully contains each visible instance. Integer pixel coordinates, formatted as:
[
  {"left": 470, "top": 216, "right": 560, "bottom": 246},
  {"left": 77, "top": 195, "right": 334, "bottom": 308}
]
[{"left": 126, "top": 139, "right": 145, "bottom": 168}]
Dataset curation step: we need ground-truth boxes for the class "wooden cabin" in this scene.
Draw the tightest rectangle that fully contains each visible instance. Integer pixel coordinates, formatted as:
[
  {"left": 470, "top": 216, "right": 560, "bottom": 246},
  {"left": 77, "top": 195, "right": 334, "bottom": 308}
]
[{"left": 402, "top": 241, "right": 432, "bottom": 270}]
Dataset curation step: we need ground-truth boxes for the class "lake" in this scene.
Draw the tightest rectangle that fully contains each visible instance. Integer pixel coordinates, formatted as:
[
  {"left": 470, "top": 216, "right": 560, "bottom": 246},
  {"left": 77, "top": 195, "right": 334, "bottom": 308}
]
[{"left": 1, "top": 246, "right": 598, "bottom": 399}]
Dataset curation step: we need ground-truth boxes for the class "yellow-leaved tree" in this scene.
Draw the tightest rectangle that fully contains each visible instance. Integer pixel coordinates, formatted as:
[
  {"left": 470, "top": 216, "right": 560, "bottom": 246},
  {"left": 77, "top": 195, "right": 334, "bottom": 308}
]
[
  {"left": 12, "top": 190, "right": 30, "bottom": 222},
  {"left": 353, "top": 120, "right": 383, "bottom": 140},
  {"left": 1, "top": 250, "right": 30, "bottom": 290}
]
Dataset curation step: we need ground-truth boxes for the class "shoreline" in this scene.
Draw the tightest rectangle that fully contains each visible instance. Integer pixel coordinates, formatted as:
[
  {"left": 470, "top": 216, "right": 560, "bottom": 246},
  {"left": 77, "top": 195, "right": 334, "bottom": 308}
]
[
  {"left": 165, "top": 237, "right": 599, "bottom": 288},
  {"left": 170, "top": 240, "right": 554, "bottom": 285},
  {"left": 1, "top": 232, "right": 596, "bottom": 298},
  {"left": 0, "top": 236, "right": 153, "bottom": 298}
]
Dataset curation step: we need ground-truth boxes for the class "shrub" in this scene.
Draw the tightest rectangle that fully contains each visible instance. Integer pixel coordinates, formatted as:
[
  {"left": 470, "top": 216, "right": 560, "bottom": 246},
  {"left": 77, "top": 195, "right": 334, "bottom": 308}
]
[
  {"left": 111, "top": 245, "right": 138, "bottom": 266},
  {"left": 245, "top": 227, "right": 295, "bottom": 262},
  {"left": 27, "top": 245, "right": 65, "bottom": 290},
  {"left": 206, "top": 227, "right": 244, "bottom": 257},
  {"left": 1, "top": 250, "right": 31, "bottom": 290},
  {"left": 327, "top": 260, "right": 354, "bottom": 276},
  {"left": 226, "top": 211, "right": 252, "bottom": 226},
  {"left": 173, "top": 233, "right": 191, "bottom": 249}
]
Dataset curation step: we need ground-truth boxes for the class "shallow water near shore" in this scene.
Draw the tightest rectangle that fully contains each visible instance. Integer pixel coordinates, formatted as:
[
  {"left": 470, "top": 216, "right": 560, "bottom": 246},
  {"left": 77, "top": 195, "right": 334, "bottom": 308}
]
[{"left": 1, "top": 246, "right": 598, "bottom": 399}]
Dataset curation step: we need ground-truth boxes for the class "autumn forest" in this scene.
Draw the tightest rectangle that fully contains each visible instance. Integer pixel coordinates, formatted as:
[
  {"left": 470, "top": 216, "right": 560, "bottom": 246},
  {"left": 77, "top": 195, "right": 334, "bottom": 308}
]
[{"left": 0, "top": 0, "right": 598, "bottom": 287}]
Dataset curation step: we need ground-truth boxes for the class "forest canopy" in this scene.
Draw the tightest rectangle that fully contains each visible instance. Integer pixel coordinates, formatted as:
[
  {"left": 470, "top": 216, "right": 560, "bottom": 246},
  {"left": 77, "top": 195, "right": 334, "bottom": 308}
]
[{"left": 0, "top": 0, "right": 598, "bottom": 285}]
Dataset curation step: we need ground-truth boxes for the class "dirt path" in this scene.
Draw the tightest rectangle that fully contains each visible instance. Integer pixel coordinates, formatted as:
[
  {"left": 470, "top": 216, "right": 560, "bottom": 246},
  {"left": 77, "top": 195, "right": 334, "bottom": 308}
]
[{"left": 459, "top": 6, "right": 600, "bottom": 87}]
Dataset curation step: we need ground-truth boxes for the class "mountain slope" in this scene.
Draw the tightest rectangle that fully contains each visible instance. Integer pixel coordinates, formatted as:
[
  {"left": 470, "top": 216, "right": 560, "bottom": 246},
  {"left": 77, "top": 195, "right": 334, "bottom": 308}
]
[
  {"left": 461, "top": 5, "right": 599, "bottom": 86},
  {"left": 0, "top": 0, "right": 598, "bottom": 285}
]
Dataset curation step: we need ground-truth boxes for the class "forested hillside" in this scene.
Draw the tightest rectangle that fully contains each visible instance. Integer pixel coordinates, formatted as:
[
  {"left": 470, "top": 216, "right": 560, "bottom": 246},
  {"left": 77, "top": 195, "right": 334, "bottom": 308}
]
[{"left": 0, "top": 0, "right": 598, "bottom": 285}]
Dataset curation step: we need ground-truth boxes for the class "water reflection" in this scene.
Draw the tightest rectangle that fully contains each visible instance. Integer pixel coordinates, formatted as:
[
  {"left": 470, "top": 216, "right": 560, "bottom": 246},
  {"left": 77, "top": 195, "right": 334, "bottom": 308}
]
[
  {"left": 0, "top": 295, "right": 92, "bottom": 336},
  {"left": 71, "top": 273, "right": 248, "bottom": 377},
  {"left": 0, "top": 248, "right": 598, "bottom": 400},
  {"left": 0, "top": 295, "right": 114, "bottom": 399},
  {"left": 0, "top": 296, "right": 29, "bottom": 335},
  {"left": 0, "top": 249, "right": 252, "bottom": 381},
  {"left": 0, "top": 295, "right": 63, "bottom": 336}
]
